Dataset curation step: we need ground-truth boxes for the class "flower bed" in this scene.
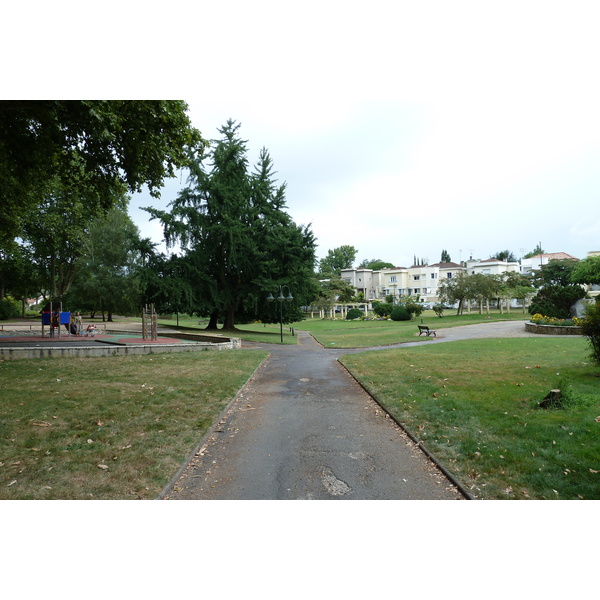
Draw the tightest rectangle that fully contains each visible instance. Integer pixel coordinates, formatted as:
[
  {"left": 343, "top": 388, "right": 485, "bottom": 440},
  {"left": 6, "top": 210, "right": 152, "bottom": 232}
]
[
  {"left": 530, "top": 313, "right": 584, "bottom": 326},
  {"left": 526, "top": 314, "right": 584, "bottom": 335}
]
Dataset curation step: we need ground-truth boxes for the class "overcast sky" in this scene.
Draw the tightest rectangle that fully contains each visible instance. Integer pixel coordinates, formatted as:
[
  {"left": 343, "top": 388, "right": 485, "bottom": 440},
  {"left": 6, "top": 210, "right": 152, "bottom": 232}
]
[{"left": 11, "top": 1, "right": 600, "bottom": 266}]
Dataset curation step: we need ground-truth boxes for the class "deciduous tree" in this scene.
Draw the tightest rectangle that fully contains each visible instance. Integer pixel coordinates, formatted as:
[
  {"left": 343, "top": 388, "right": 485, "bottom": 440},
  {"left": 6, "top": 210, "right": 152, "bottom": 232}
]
[
  {"left": 319, "top": 245, "right": 357, "bottom": 276},
  {"left": 571, "top": 256, "right": 600, "bottom": 286},
  {"left": 0, "top": 100, "right": 204, "bottom": 243},
  {"left": 67, "top": 208, "right": 143, "bottom": 320}
]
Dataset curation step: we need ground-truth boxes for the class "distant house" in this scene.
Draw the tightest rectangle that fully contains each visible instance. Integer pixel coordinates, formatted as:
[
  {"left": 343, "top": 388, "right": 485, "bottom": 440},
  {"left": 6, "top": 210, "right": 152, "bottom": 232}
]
[
  {"left": 341, "top": 251, "right": 585, "bottom": 307},
  {"left": 520, "top": 252, "right": 579, "bottom": 276},
  {"left": 466, "top": 257, "right": 520, "bottom": 276},
  {"left": 341, "top": 261, "right": 466, "bottom": 305}
]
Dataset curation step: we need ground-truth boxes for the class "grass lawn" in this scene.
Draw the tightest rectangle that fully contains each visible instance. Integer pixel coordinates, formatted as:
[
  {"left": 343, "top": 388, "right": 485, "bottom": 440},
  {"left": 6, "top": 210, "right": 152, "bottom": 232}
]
[
  {"left": 0, "top": 349, "right": 267, "bottom": 499},
  {"left": 292, "top": 311, "right": 529, "bottom": 348},
  {"left": 156, "top": 310, "right": 529, "bottom": 348},
  {"left": 340, "top": 337, "right": 600, "bottom": 499}
]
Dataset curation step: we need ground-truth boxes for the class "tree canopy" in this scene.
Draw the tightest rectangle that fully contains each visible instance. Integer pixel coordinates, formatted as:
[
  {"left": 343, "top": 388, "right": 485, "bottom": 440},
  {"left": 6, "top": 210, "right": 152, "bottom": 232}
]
[
  {"left": 570, "top": 255, "right": 600, "bottom": 285},
  {"left": 523, "top": 243, "right": 545, "bottom": 258},
  {"left": 440, "top": 249, "right": 451, "bottom": 263},
  {"left": 66, "top": 208, "right": 144, "bottom": 320},
  {"left": 0, "top": 100, "right": 204, "bottom": 242},
  {"left": 529, "top": 259, "right": 586, "bottom": 318},
  {"left": 490, "top": 250, "right": 517, "bottom": 262},
  {"left": 357, "top": 258, "right": 395, "bottom": 270},
  {"left": 319, "top": 245, "right": 357, "bottom": 276}
]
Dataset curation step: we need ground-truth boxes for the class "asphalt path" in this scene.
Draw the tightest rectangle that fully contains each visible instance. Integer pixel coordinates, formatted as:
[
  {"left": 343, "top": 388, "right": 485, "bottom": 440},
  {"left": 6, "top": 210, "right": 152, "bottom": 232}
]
[{"left": 164, "top": 320, "right": 544, "bottom": 500}]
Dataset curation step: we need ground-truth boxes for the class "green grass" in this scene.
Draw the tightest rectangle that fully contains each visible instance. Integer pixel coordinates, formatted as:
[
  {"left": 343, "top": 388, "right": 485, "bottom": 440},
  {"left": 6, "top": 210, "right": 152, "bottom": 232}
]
[
  {"left": 340, "top": 337, "right": 600, "bottom": 499},
  {"left": 155, "top": 310, "right": 529, "bottom": 348},
  {"left": 293, "top": 311, "right": 529, "bottom": 348},
  {"left": 0, "top": 350, "right": 267, "bottom": 499}
]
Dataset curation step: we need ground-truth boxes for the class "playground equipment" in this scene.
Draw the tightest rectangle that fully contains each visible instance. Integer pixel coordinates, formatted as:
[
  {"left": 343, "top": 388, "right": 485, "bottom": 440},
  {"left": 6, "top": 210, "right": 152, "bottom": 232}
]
[
  {"left": 142, "top": 304, "right": 158, "bottom": 341},
  {"left": 41, "top": 301, "right": 73, "bottom": 338}
]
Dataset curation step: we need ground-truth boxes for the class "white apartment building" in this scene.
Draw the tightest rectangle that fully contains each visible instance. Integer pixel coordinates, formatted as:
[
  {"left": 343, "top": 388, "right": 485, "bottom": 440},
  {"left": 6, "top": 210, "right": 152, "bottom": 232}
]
[
  {"left": 342, "top": 261, "right": 465, "bottom": 304},
  {"left": 466, "top": 258, "right": 521, "bottom": 276},
  {"left": 519, "top": 252, "right": 578, "bottom": 276},
  {"left": 341, "top": 254, "right": 578, "bottom": 306}
]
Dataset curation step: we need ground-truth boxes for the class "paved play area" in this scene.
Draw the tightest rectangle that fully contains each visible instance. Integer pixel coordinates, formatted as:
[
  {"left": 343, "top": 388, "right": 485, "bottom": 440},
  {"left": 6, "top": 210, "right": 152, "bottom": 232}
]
[
  {"left": 0, "top": 322, "right": 241, "bottom": 359},
  {"left": 0, "top": 333, "right": 195, "bottom": 346}
]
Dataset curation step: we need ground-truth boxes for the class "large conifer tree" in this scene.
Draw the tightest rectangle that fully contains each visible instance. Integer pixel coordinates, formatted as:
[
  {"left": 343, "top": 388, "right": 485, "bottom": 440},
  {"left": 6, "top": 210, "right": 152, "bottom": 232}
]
[{"left": 146, "top": 120, "right": 316, "bottom": 330}]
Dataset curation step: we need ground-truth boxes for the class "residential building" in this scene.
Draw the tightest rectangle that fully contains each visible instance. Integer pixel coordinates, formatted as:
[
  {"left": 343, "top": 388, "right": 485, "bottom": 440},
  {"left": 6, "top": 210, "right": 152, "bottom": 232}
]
[
  {"left": 520, "top": 252, "right": 579, "bottom": 276},
  {"left": 341, "top": 251, "right": 586, "bottom": 307},
  {"left": 342, "top": 261, "right": 466, "bottom": 305}
]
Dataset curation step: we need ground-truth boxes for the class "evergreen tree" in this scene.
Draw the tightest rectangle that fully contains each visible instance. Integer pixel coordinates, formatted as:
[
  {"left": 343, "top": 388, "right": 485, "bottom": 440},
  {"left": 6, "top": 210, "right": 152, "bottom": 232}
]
[
  {"left": 440, "top": 249, "right": 451, "bottom": 263},
  {"left": 146, "top": 120, "right": 316, "bottom": 330},
  {"left": 490, "top": 250, "right": 517, "bottom": 262}
]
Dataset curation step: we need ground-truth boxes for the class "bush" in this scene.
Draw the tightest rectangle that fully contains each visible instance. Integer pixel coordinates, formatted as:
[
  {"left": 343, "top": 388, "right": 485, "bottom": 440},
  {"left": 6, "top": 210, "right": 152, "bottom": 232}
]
[
  {"left": 581, "top": 301, "right": 600, "bottom": 366},
  {"left": 402, "top": 297, "right": 424, "bottom": 318},
  {"left": 528, "top": 284, "right": 586, "bottom": 319},
  {"left": 346, "top": 308, "right": 363, "bottom": 320},
  {"left": 433, "top": 304, "right": 445, "bottom": 318},
  {"left": 390, "top": 306, "right": 411, "bottom": 321},
  {"left": 0, "top": 297, "right": 20, "bottom": 320},
  {"left": 372, "top": 302, "right": 393, "bottom": 318}
]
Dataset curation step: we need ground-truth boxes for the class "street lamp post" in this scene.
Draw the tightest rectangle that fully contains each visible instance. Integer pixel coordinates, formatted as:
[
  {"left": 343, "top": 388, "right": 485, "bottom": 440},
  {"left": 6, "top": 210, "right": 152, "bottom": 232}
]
[{"left": 267, "top": 285, "right": 293, "bottom": 343}]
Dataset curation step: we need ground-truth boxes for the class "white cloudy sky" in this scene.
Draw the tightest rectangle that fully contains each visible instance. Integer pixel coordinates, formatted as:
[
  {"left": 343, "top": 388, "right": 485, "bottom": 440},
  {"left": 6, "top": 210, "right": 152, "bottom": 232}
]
[{"left": 10, "top": 1, "right": 600, "bottom": 266}]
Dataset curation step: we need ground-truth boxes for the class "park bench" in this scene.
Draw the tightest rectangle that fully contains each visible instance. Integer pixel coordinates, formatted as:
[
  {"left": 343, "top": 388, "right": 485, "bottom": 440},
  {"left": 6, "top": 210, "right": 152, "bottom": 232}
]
[{"left": 418, "top": 325, "right": 436, "bottom": 337}]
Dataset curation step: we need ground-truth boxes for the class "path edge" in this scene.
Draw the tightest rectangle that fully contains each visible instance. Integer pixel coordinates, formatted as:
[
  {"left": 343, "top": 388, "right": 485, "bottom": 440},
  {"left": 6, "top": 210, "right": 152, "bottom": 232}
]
[
  {"left": 337, "top": 358, "right": 476, "bottom": 500},
  {"left": 156, "top": 353, "right": 271, "bottom": 500}
]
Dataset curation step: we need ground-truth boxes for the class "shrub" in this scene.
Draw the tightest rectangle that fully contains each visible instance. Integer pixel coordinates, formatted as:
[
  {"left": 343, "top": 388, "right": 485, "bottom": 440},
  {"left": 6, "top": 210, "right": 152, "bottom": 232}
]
[
  {"left": 0, "top": 297, "right": 20, "bottom": 320},
  {"left": 402, "top": 297, "right": 424, "bottom": 318},
  {"left": 390, "top": 306, "right": 411, "bottom": 321},
  {"left": 372, "top": 302, "right": 393, "bottom": 318},
  {"left": 346, "top": 308, "right": 363, "bottom": 320},
  {"left": 528, "top": 284, "right": 586, "bottom": 319},
  {"left": 580, "top": 301, "right": 600, "bottom": 366},
  {"left": 433, "top": 304, "right": 445, "bottom": 318}
]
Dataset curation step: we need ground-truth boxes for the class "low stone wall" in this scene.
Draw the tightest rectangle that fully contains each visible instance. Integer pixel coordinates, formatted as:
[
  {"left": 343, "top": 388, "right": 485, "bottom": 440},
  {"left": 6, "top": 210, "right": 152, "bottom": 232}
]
[
  {"left": 0, "top": 338, "right": 241, "bottom": 361},
  {"left": 168, "top": 332, "right": 241, "bottom": 347},
  {"left": 525, "top": 322, "right": 584, "bottom": 335}
]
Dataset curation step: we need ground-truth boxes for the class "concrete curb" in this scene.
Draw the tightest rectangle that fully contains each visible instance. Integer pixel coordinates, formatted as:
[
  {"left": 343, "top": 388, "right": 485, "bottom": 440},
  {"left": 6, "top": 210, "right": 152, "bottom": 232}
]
[
  {"left": 156, "top": 354, "right": 270, "bottom": 500},
  {"left": 336, "top": 359, "right": 476, "bottom": 500}
]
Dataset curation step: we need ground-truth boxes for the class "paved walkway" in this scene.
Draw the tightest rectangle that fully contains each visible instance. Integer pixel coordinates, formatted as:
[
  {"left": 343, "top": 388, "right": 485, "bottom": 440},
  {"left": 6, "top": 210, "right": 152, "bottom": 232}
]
[{"left": 164, "top": 320, "right": 544, "bottom": 500}]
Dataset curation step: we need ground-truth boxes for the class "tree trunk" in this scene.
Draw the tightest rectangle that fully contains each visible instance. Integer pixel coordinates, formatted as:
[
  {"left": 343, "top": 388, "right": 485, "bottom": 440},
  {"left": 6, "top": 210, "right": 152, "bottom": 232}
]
[
  {"left": 223, "top": 304, "right": 236, "bottom": 330},
  {"left": 206, "top": 310, "right": 219, "bottom": 330}
]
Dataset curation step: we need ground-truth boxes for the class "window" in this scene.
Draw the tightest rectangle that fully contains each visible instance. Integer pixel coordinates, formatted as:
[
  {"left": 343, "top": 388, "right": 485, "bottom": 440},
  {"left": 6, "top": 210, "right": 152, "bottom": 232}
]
[
  {"left": 447, "top": 272, "right": 453, "bottom": 278},
  {"left": 390, "top": 275, "right": 397, "bottom": 283},
  {"left": 413, "top": 275, "right": 420, "bottom": 281},
  {"left": 414, "top": 288, "right": 420, "bottom": 294},
  {"left": 431, "top": 273, "right": 437, "bottom": 279}
]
